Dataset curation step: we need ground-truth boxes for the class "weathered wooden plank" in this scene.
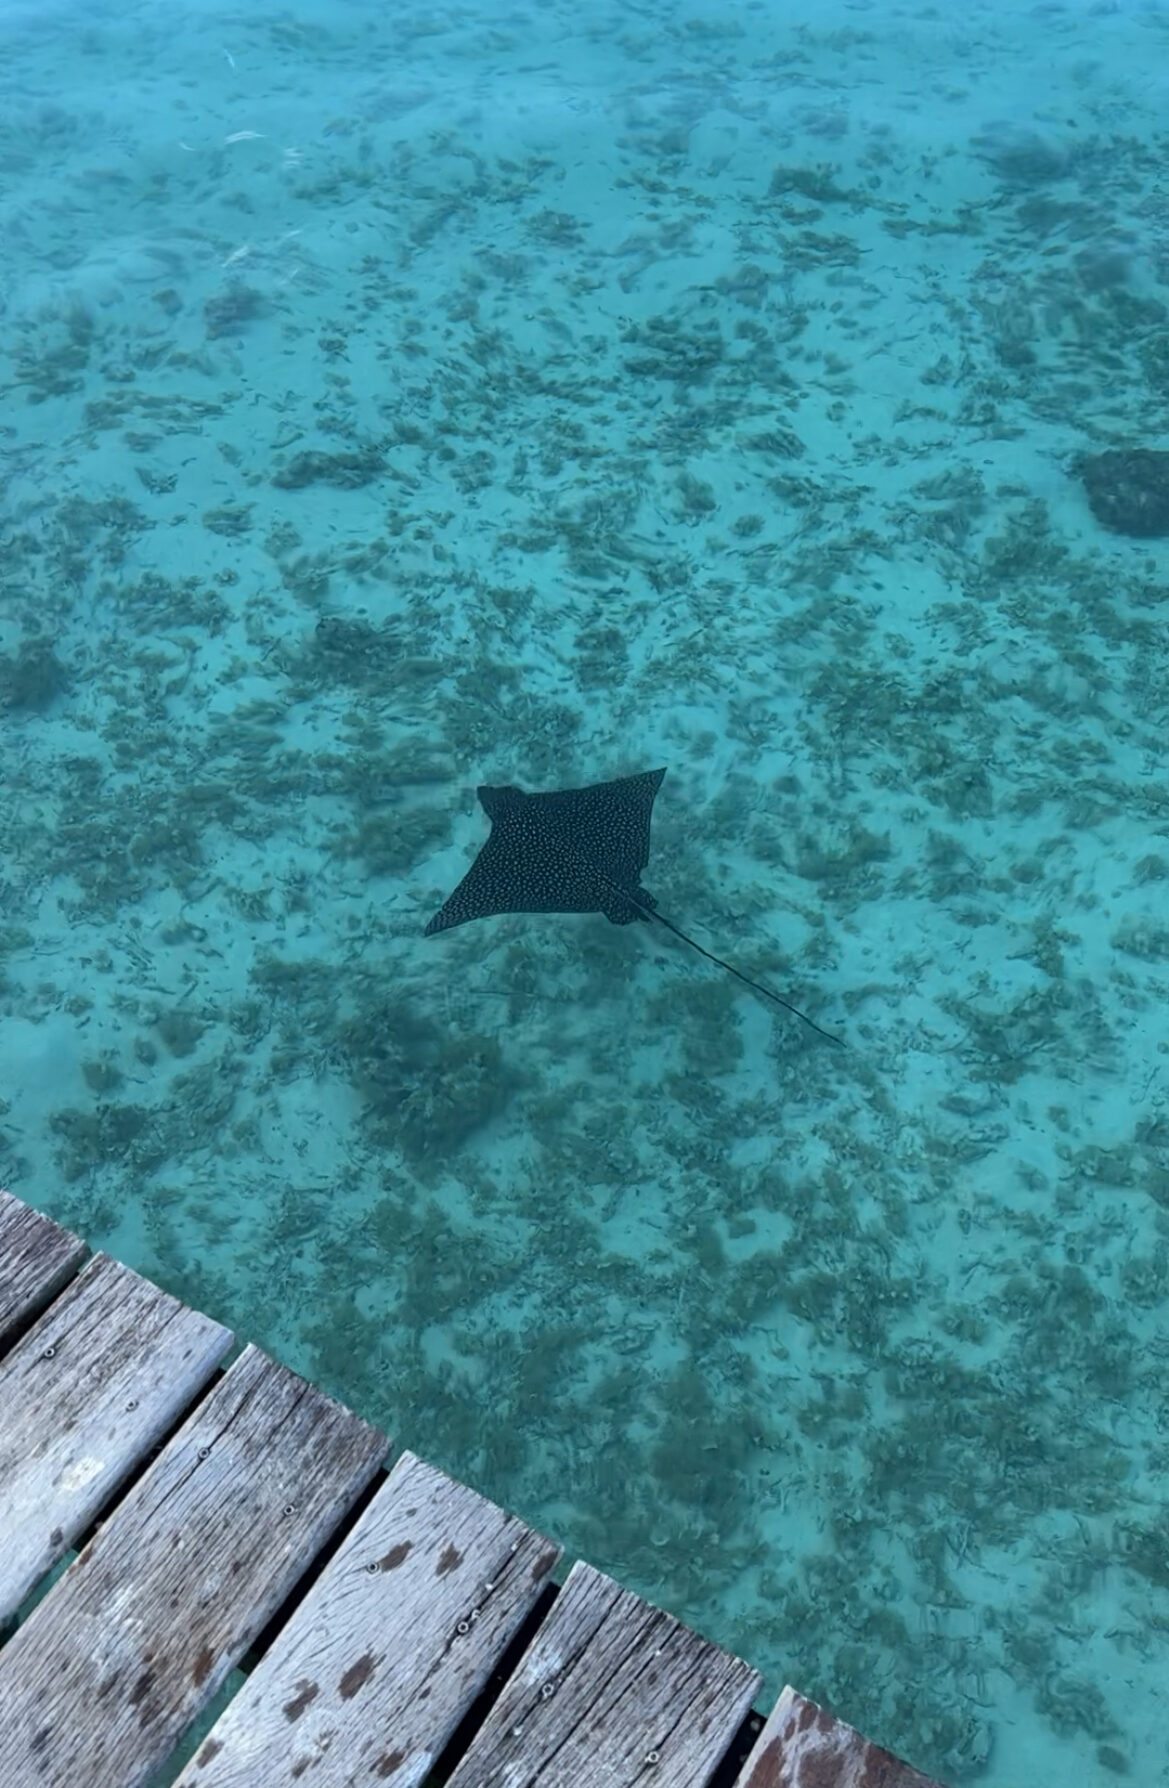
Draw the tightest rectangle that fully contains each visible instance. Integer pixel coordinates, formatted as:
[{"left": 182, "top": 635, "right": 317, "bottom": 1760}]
[
  {"left": 0, "top": 1252, "right": 234, "bottom": 1622},
  {"left": 735, "top": 1685, "right": 946, "bottom": 1788},
  {"left": 0, "top": 1188, "right": 86, "bottom": 1346},
  {"left": 175, "top": 1448, "right": 562, "bottom": 1786},
  {"left": 444, "top": 1558, "right": 761, "bottom": 1788},
  {"left": 0, "top": 1343, "right": 388, "bottom": 1788}
]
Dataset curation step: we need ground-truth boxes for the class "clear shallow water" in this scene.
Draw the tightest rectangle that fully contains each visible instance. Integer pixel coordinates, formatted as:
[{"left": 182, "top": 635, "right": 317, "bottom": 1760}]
[{"left": 2, "top": 1, "right": 1168, "bottom": 1781}]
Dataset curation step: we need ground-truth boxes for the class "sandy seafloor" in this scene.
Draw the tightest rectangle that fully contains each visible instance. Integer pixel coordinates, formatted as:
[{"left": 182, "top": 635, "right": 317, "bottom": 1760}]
[{"left": 2, "top": 0, "right": 1169, "bottom": 1779}]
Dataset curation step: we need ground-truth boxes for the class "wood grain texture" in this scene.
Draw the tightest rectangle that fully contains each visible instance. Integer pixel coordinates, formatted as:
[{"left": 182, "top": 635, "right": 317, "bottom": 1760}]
[
  {"left": 176, "top": 1448, "right": 562, "bottom": 1787},
  {"left": 444, "top": 1559, "right": 761, "bottom": 1788},
  {"left": 0, "top": 1343, "right": 388, "bottom": 1788},
  {"left": 0, "top": 1189, "right": 86, "bottom": 1346},
  {"left": 734, "top": 1685, "right": 946, "bottom": 1788},
  {"left": 0, "top": 1252, "right": 233, "bottom": 1621}
]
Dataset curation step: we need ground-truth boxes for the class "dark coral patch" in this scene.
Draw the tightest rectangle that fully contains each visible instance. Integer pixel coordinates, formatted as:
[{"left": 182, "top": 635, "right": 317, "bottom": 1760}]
[{"left": 1078, "top": 448, "right": 1169, "bottom": 538}]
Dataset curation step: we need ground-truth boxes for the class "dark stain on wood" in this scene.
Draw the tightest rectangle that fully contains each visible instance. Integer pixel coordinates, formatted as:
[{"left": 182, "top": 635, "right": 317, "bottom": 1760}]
[
  {"left": 128, "top": 1669, "right": 155, "bottom": 1709},
  {"left": 375, "top": 1747, "right": 407, "bottom": 1776},
  {"left": 743, "top": 1734, "right": 784, "bottom": 1786},
  {"left": 192, "top": 1644, "right": 215, "bottom": 1688},
  {"left": 435, "top": 1542, "right": 461, "bottom": 1576},
  {"left": 339, "top": 1653, "right": 376, "bottom": 1699},
  {"left": 283, "top": 1679, "right": 320, "bottom": 1722},
  {"left": 196, "top": 1737, "right": 223, "bottom": 1768},
  {"left": 378, "top": 1540, "right": 412, "bottom": 1571}
]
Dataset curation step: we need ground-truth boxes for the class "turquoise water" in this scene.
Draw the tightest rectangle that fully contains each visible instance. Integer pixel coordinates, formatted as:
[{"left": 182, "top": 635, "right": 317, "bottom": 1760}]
[{"left": 2, "top": 0, "right": 1168, "bottom": 1779}]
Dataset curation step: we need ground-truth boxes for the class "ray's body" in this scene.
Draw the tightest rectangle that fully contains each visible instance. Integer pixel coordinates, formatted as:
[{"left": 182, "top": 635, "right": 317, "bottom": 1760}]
[{"left": 425, "top": 768, "right": 842, "bottom": 1046}]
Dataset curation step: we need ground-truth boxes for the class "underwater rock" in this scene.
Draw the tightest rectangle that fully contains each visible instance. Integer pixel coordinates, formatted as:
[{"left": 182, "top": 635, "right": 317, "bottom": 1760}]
[
  {"left": 0, "top": 637, "right": 68, "bottom": 711},
  {"left": 972, "top": 123, "right": 1072, "bottom": 186},
  {"left": 272, "top": 446, "right": 385, "bottom": 489},
  {"left": 1077, "top": 448, "right": 1169, "bottom": 539}
]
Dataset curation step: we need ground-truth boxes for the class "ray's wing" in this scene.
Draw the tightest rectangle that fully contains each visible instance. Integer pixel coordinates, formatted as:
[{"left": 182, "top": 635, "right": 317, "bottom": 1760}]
[
  {"left": 422, "top": 783, "right": 609, "bottom": 933},
  {"left": 546, "top": 768, "right": 665, "bottom": 924},
  {"left": 422, "top": 824, "right": 520, "bottom": 934}
]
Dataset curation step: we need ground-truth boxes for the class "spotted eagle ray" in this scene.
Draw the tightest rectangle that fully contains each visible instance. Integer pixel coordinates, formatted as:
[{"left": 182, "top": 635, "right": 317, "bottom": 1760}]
[{"left": 425, "top": 768, "right": 842, "bottom": 1045}]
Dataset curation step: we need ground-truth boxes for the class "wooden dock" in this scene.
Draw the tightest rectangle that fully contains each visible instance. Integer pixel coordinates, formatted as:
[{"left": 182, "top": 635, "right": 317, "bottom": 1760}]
[{"left": 0, "top": 1188, "right": 945, "bottom": 1788}]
